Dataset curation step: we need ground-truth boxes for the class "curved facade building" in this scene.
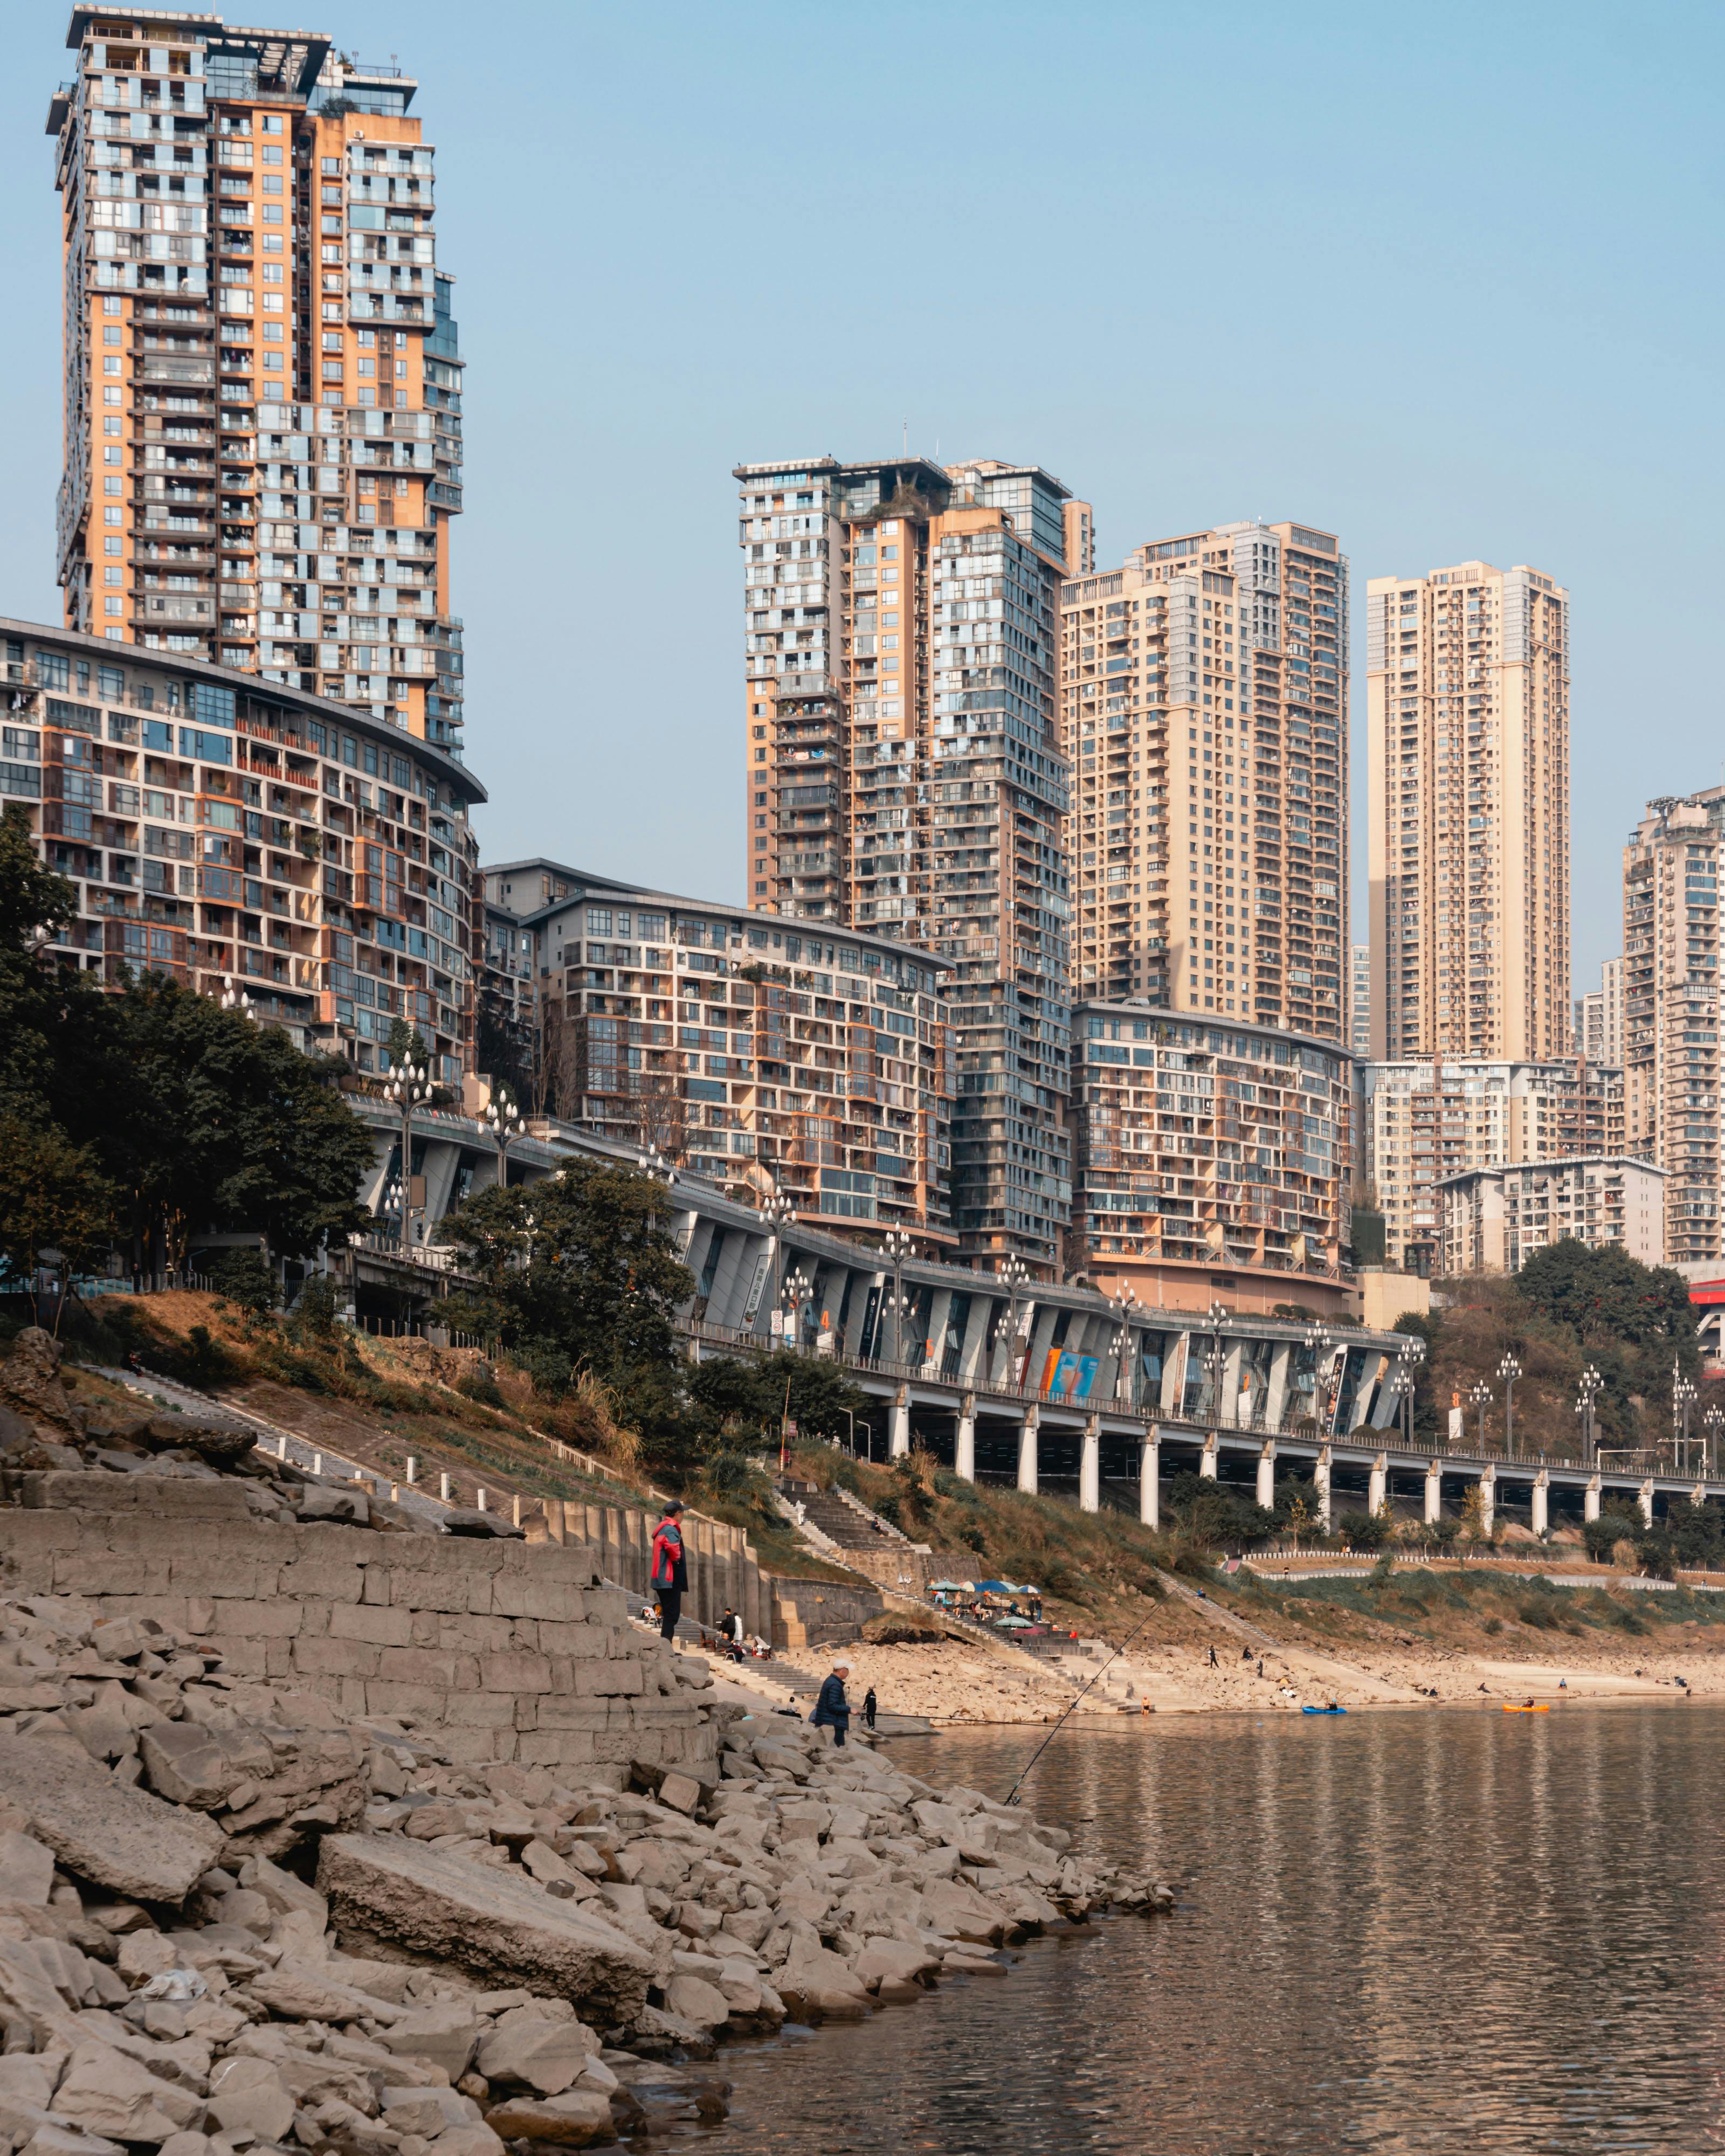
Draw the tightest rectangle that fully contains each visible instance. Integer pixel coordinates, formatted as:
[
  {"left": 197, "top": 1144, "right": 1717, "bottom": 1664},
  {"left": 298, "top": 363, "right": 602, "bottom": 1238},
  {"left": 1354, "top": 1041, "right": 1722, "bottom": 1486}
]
[
  {"left": 1071, "top": 999, "right": 1355, "bottom": 1316},
  {"left": 2, "top": 617, "right": 481, "bottom": 1081}
]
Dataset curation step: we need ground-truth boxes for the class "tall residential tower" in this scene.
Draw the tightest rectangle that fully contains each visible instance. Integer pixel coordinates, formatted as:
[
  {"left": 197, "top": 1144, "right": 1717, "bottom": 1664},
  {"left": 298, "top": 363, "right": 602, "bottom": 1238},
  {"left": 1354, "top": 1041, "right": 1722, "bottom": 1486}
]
[
  {"left": 736, "top": 454, "right": 1086, "bottom": 1270},
  {"left": 1366, "top": 561, "right": 1569, "bottom": 1062},
  {"left": 1059, "top": 520, "right": 1349, "bottom": 1039},
  {"left": 49, "top": 10, "right": 465, "bottom": 750},
  {"left": 1624, "top": 790, "right": 1722, "bottom": 1266}
]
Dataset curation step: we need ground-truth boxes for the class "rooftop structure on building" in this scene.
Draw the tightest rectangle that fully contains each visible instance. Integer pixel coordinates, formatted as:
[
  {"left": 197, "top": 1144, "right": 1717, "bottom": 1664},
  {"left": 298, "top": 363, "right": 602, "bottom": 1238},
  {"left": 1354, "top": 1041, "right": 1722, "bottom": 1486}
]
[{"left": 48, "top": 9, "right": 465, "bottom": 751}]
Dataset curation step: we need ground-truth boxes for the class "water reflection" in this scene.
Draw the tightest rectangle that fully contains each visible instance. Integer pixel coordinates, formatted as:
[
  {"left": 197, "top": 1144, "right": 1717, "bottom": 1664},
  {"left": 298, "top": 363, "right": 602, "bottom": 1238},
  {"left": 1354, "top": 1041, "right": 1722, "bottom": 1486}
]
[{"left": 696, "top": 1706, "right": 1725, "bottom": 2153}]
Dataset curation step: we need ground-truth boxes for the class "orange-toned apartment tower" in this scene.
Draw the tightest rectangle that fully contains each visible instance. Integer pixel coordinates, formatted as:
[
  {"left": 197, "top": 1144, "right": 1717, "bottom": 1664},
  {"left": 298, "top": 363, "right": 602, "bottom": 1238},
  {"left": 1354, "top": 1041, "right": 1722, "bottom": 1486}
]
[
  {"left": 735, "top": 455, "right": 1089, "bottom": 1270},
  {"left": 48, "top": 9, "right": 465, "bottom": 752}
]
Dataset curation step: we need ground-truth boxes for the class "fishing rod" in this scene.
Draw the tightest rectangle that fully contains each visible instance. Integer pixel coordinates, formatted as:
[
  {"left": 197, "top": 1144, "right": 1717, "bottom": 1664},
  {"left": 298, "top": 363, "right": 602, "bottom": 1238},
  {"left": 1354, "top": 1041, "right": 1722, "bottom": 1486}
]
[{"left": 1005, "top": 1603, "right": 1163, "bottom": 1807}]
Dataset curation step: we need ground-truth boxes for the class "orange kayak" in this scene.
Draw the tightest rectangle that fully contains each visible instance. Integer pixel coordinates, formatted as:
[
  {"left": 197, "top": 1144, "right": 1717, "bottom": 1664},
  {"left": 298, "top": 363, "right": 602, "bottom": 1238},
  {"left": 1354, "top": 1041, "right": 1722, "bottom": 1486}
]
[{"left": 1502, "top": 1703, "right": 1552, "bottom": 1713}]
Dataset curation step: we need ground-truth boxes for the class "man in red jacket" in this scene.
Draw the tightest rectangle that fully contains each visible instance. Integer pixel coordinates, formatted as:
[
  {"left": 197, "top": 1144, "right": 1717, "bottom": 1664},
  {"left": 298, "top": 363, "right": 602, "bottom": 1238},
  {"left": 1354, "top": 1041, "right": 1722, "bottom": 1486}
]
[{"left": 651, "top": 1499, "right": 688, "bottom": 1649}]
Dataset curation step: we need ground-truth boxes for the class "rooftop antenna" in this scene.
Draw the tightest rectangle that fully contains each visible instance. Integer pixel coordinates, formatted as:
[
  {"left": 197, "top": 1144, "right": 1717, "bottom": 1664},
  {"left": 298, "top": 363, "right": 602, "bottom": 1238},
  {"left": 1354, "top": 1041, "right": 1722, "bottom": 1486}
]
[{"left": 902, "top": 418, "right": 908, "bottom": 455}]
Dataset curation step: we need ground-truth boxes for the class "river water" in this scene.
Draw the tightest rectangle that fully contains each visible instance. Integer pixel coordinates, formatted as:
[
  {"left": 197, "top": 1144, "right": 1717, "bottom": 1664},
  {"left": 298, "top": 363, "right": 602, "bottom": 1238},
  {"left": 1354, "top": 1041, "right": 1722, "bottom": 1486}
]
[{"left": 687, "top": 1704, "right": 1725, "bottom": 2154}]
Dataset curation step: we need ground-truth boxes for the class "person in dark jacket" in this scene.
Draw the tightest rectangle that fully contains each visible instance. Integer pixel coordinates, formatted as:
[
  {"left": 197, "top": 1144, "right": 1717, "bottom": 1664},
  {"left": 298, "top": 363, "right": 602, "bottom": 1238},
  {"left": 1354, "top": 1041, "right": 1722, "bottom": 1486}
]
[
  {"left": 862, "top": 1685, "right": 878, "bottom": 1731},
  {"left": 650, "top": 1501, "right": 688, "bottom": 1649},
  {"left": 809, "top": 1659, "right": 851, "bottom": 1747}
]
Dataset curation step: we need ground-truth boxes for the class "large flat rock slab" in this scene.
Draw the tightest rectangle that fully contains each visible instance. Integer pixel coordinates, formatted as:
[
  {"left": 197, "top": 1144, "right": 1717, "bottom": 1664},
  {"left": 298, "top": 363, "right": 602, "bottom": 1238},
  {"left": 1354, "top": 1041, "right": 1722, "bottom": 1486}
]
[
  {"left": 0, "top": 1734, "right": 224, "bottom": 1902},
  {"left": 316, "top": 1834, "right": 654, "bottom": 2023}
]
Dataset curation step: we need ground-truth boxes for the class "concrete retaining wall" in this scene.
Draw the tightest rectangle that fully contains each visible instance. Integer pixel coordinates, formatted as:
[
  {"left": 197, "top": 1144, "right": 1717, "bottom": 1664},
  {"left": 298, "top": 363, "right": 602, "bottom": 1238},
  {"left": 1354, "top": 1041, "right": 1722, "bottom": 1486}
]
[
  {"left": 533, "top": 1499, "right": 770, "bottom": 1643},
  {"left": 771, "top": 1575, "right": 887, "bottom": 1650},
  {"left": 0, "top": 1507, "right": 715, "bottom": 1781}
]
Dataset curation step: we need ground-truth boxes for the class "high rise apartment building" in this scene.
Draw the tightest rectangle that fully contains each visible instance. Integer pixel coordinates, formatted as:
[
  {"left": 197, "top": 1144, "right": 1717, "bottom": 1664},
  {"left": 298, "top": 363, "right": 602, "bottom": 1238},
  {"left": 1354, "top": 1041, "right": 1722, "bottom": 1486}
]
[
  {"left": 1577, "top": 955, "right": 1625, "bottom": 1068},
  {"left": 735, "top": 454, "right": 1085, "bottom": 1271},
  {"left": 1350, "top": 942, "right": 1371, "bottom": 1058},
  {"left": 1363, "top": 1056, "right": 1624, "bottom": 1269},
  {"left": 49, "top": 11, "right": 465, "bottom": 752},
  {"left": 1059, "top": 521, "right": 1348, "bottom": 1040},
  {"left": 1366, "top": 561, "right": 1569, "bottom": 1062},
  {"left": 1624, "top": 791, "right": 1723, "bottom": 1265}
]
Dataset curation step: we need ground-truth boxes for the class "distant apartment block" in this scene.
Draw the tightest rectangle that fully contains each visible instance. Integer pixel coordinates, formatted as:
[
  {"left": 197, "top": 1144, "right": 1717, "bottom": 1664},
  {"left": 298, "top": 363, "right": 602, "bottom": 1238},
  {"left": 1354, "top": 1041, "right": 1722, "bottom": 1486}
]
[
  {"left": 3, "top": 617, "right": 480, "bottom": 1077},
  {"left": 1350, "top": 941, "right": 1370, "bottom": 1058},
  {"left": 1071, "top": 1003, "right": 1355, "bottom": 1315},
  {"left": 1438, "top": 1156, "right": 1665, "bottom": 1275},
  {"left": 1624, "top": 792, "right": 1723, "bottom": 1265},
  {"left": 482, "top": 859, "right": 956, "bottom": 1246},
  {"left": 48, "top": 10, "right": 466, "bottom": 749},
  {"left": 1576, "top": 954, "right": 1625, "bottom": 1067},
  {"left": 1060, "top": 521, "right": 1348, "bottom": 1039},
  {"left": 1364, "top": 1056, "right": 1624, "bottom": 1270},
  {"left": 735, "top": 454, "right": 1085, "bottom": 1270},
  {"left": 1367, "top": 561, "right": 1570, "bottom": 1062}
]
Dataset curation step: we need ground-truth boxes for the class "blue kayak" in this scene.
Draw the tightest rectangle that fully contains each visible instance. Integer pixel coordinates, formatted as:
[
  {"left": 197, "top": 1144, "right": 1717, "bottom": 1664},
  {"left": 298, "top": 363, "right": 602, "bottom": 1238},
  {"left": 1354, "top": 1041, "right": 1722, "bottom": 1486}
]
[{"left": 1302, "top": 1704, "right": 1347, "bottom": 1715}]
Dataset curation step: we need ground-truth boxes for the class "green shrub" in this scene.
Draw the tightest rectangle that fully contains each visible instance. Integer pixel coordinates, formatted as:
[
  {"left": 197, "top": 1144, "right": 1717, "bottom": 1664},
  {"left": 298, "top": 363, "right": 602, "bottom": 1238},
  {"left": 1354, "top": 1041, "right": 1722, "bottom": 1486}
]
[{"left": 456, "top": 1368, "right": 505, "bottom": 1408}]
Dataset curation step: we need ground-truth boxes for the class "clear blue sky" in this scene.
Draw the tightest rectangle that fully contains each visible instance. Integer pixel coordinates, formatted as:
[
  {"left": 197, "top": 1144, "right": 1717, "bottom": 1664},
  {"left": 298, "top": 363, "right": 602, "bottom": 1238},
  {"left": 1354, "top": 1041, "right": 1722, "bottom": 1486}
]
[{"left": 3, "top": 1, "right": 1719, "bottom": 994}]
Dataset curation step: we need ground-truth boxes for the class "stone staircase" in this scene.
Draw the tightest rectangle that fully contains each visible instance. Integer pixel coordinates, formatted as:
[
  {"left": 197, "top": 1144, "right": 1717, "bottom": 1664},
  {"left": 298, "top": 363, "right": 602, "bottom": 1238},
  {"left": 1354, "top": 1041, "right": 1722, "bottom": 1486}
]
[{"left": 777, "top": 1475, "right": 915, "bottom": 1554}]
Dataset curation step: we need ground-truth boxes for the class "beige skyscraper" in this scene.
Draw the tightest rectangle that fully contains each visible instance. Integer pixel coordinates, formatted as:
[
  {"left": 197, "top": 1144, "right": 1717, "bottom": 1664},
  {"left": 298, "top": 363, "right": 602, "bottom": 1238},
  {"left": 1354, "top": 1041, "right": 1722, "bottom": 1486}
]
[
  {"left": 1624, "top": 790, "right": 1722, "bottom": 1266},
  {"left": 1060, "top": 519, "right": 1349, "bottom": 1038},
  {"left": 1367, "top": 561, "right": 1569, "bottom": 1063}
]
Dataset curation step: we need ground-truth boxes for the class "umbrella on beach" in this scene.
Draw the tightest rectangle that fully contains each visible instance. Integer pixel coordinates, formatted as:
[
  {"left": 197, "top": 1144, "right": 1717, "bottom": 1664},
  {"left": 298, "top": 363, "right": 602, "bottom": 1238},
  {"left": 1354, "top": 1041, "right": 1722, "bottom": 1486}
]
[
  {"left": 926, "top": 1579, "right": 965, "bottom": 1592},
  {"left": 975, "top": 1580, "right": 1013, "bottom": 1593}
]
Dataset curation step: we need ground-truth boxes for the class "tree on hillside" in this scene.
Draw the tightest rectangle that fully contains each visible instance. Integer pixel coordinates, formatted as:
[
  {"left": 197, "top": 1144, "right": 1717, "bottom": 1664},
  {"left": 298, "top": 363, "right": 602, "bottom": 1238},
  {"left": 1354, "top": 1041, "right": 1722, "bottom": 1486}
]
[
  {"left": 66, "top": 978, "right": 373, "bottom": 1272},
  {"left": 687, "top": 1351, "right": 870, "bottom": 1450},
  {"left": 436, "top": 1159, "right": 693, "bottom": 1395},
  {"left": 0, "top": 1115, "right": 115, "bottom": 1327},
  {"left": 1516, "top": 1239, "right": 1698, "bottom": 1358},
  {"left": 1, "top": 811, "right": 374, "bottom": 1277}
]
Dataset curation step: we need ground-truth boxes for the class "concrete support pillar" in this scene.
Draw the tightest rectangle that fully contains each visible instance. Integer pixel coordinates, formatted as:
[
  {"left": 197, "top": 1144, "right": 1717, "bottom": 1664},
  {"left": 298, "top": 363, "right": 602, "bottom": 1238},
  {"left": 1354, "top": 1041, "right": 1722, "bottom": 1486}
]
[
  {"left": 1638, "top": 1478, "right": 1655, "bottom": 1528},
  {"left": 1017, "top": 1409, "right": 1039, "bottom": 1495},
  {"left": 1693, "top": 1482, "right": 1708, "bottom": 1509},
  {"left": 1140, "top": 1427, "right": 1161, "bottom": 1529},
  {"left": 1199, "top": 1431, "right": 1219, "bottom": 1482},
  {"left": 1368, "top": 1452, "right": 1388, "bottom": 1519},
  {"left": 1531, "top": 1470, "right": 1550, "bottom": 1538},
  {"left": 955, "top": 1394, "right": 976, "bottom": 1484},
  {"left": 1584, "top": 1474, "right": 1602, "bottom": 1523},
  {"left": 888, "top": 1387, "right": 911, "bottom": 1460},
  {"left": 1256, "top": 1440, "right": 1276, "bottom": 1512},
  {"left": 1080, "top": 1416, "right": 1101, "bottom": 1514},
  {"left": 1476, "top": 1464, "right": 1495, "bottom": 1539},
  {"left": 1314, "top": 1446, "right": 1332, "bottom": 1530},
  {"left": 1425, "top": 1460, "right": 1442, "bottom": 1526}
]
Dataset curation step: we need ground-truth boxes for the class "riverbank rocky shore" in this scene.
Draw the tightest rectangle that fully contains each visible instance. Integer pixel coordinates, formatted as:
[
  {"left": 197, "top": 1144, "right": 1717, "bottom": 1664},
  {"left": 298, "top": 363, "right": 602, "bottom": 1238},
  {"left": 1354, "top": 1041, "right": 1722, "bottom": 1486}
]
[{"left": 0, "top": 1319, "right": 1175, "bottom": 2156}]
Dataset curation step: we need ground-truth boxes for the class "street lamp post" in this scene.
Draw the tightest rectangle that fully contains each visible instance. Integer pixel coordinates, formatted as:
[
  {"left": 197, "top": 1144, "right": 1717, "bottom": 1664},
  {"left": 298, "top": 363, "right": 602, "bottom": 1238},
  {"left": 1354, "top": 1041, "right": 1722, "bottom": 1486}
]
[
  {"left": 781, "top": 1265, "right": 813, "bottom": 1353},
  {"left": 1208, "top": 1298, "right": 1231, "bottom": 1423},
  {"left": 484, "top": 1087, "right": 526, "bottom": 1192},
  {"left": 1673, "top": 1365, "right": 1698, "bottom": 1475},
  {"left": 1470, "top": 1380, "right": 1493, "bottom": 1453},
  {"left": 1303, "top": 1319, "right": 1334, "bottom": 1433},
  {"left": 1497, "top": 1352, "right": 1522, "bottom": 1459},
  {"left": 995, "top": 1254, "right": 1031, "bottom": 1390},
  {"left": 1705, "top": 1405, "right": 1724, "bottom": 1482},
  {"left": 1576, "top": 1364, "right": 1604, "bottom": 1465},
  {"left": 760, "top": 1187, "right": 796, "bottom": 1322},
  {"left": 1388, "top": 1367, "right": 1414, "bottom": 1446},
  {"left": 882, "top": 1226, "right": 915, "bottom": 1370},
  {"left": 386, "top": 1058, "right": 428, "bottom": 1251},
  {"left": 1108, "top": 1284, "right": 1140, "bottom": 1405}
]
